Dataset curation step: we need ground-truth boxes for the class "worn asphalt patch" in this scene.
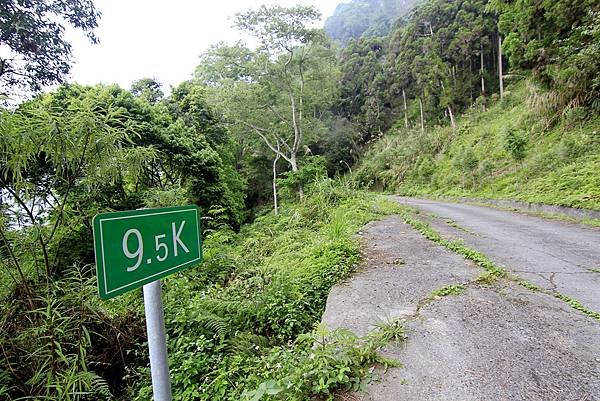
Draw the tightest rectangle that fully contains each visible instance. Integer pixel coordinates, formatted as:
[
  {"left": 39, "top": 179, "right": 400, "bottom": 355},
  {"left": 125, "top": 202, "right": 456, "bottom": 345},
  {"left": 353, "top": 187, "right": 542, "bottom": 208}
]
[
  {"left": 322, "top": 216, "right": 478, "bottom": 336},
  {"left": 322, "top": 212, "right": 600, "bottom": 401},
  {"left": 394, "top": 197, "right": 600, "bottom": 313}
]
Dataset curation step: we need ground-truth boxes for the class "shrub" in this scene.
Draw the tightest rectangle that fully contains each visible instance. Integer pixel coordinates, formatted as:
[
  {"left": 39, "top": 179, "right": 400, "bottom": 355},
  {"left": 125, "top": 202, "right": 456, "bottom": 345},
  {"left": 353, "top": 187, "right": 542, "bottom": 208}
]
[
  {"left": 502, "top": 127, "right": 528, "bottom": 162},
  {"left": 128, "top": 180, "right": 402, "bottom": 399},
  {"left": 453, "top": 146, "right": 479, "bottom": 173},
  {"left": 414, "top": 156, "right": 436, "bottom": 184}
]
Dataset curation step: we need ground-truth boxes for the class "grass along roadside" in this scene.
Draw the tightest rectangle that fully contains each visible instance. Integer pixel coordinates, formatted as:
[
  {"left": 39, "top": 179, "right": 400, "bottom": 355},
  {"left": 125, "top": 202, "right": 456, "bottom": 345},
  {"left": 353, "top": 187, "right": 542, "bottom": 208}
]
[
  {"left": 396, "top": 207, "right": 600, "bottom": 322},
  {"left": 129, "top": 180, "right": 409, "bottom": 400}
]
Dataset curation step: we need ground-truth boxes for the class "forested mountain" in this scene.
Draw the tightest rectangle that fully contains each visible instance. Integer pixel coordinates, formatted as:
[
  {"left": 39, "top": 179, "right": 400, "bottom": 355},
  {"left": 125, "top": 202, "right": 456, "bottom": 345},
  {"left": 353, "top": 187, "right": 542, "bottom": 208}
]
[
  {"left": 336, "top": 0, "right": 599, "bottom": 139},
  {"left": 1, "top": 0, "right": 598, "bottom": 399},
  {"left": 324, "top": 0, "right": 420, "bottom": 45},
  {"left": 338, "top": 0, "right": 501, "bottom": 139},
  {"left": 344, "top": 0, "right": 599, "bottom": 208}
]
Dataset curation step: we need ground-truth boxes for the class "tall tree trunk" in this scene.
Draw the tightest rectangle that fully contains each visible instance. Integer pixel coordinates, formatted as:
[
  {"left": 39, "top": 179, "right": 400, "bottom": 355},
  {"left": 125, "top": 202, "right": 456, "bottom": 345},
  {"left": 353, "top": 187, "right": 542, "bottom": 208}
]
[
  {"left": 447, "top": 105, "right": 456, "bottom": 131},
  {"left": 290, "top": 155, "right": 304, "bottom": 201},
  {"left": 419, "top": 96, "right": 425, "bottom": 133},
  {"left": 492, "top": 34, "right": 497, "bottom": 74},
  {"left": 481, "top": 43, "right": 486, "bottom": 111},
  {"left": 452, "top": 65, "right": 456, "bottom": 86},
  {"left": 272, "top": 141, "right": 281, "bottom": 215},
  {"left": 402, "top": 88, "right": 408, "bottom": 129},
  {"left": 498, "top": 35, "right": 504, "bottom": 99}
]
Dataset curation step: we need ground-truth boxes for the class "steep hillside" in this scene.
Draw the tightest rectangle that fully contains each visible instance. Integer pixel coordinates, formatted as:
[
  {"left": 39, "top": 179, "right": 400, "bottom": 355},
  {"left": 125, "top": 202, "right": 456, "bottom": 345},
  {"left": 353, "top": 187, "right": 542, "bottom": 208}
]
[
  {"left": 324, "top": 0, "right": 419, "bottom": 45},
  {"left": 355, "top": 78, "right": 600, "bottom": 211}
]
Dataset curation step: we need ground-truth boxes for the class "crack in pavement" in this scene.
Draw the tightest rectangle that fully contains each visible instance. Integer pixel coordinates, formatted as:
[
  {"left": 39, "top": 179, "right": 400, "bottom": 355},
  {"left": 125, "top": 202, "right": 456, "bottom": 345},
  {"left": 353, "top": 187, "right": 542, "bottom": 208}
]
[
  {"left": 397, "top": 197, "right": 600, "bottom": 312},
  {"left": 433, "top": 213, "right": 589, "bottom": 271},
  {"left": 322, "top": 214, "right": 600, "bottom": 401}
]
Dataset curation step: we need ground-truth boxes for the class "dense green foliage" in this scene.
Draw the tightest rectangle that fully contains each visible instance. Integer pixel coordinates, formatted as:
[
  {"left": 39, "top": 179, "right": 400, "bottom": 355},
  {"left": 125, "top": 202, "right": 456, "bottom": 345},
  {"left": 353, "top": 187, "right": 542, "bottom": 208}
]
[
  {"left": 491, "top": 0, "right": 600, "bottom": 108},
  {"left": 0, "top": 0, "right": 101, "bottom": 95},
  {"left": 1, "top": 0, "right": 599, "bottom": 399},
  {"left": 324, "top": 0, "right": 419, "bottom": 45},
  {"left": 334, "top": 0, "right": 598, "bottom": 211},
  {"left": 0, "top": 80, "right": 246, "bottom": 399},
  {"left": 336, "top": 0, "right": 502, "bottom": 139},
  {"left": 355, "top": 79, "right": 600, "bottom": 210},
  {"left": 131, "top": 181, "right": 405, "bottom": 400},
  {"left": 335, "top": 36, "right": 388, "bottom": 140},
  {"left": 195, "top": 5, "right": 355, "bottom": 209}
]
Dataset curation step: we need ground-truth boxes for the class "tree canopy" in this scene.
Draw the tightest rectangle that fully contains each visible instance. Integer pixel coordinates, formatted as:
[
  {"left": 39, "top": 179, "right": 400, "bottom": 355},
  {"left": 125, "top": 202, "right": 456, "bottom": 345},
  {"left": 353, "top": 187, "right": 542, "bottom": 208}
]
[
  {"left": 195, "top": 5, "right": 339, "bottom": 203},
  {"left": 0, "top": 0, "right": 101, "bottom": 96}
]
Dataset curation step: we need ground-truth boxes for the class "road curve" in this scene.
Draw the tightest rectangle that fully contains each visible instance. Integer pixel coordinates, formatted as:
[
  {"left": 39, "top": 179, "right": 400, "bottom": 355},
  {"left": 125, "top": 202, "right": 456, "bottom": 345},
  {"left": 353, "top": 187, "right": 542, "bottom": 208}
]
[
  {"left": 321, "top": 199, "right": 600, "bottom": 400},
  {"left": 394, "top": 196, "right": 600, "bottom": 313}
]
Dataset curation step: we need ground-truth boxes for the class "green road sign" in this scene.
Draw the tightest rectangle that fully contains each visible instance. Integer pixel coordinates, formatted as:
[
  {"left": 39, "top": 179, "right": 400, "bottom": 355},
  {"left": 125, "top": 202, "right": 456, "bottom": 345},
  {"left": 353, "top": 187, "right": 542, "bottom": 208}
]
[{"left": 93, "top": 205, "right": 202, "bottom": 299}]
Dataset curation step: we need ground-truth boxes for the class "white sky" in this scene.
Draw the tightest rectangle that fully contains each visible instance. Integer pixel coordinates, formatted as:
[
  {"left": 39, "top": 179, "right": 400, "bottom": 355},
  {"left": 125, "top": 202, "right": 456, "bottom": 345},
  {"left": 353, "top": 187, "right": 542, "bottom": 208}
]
[{"left": 66, "top": 0, "right": 341, "bottom": 91}]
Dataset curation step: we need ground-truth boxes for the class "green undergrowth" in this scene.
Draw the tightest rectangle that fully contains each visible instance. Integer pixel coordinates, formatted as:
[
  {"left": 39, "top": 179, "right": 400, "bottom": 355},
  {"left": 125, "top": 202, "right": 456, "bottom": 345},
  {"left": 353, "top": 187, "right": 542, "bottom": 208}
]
[
  {"left": 419, "top": 284, "right": 467, "bottom": 310},
  {"left": 398, "top": 207, "right": 600, "bottom": 322},
  {"left": 355, "top": 78, "right": 600, "bottom": 211},
  {"left": 552, "top": 294, "right": 600, "bottom": 321},
  {"left": 126, "top": 178, "right": 405, "bottom": 400}
]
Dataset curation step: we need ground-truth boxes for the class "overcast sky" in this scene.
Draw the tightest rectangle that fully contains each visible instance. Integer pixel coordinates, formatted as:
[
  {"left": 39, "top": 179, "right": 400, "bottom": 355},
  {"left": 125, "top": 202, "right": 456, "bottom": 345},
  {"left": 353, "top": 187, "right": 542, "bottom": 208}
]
[{"left": 66, "top": 0, "right": 341, "bottom": 91}]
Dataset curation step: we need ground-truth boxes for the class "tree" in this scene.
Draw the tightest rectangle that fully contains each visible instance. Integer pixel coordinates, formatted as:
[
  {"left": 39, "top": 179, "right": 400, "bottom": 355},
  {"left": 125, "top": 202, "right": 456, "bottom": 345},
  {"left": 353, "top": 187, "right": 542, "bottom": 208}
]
[
  {"left": 0, "top": 80, "right": 248, "bottom": 398},
  {"left": 196, "top": 5, "right": 338, "bottom": 204},
  {"left": 379, "top": 0, "right": 499, "bottom": 128},
  {"left": 0, "top": 86, "right": 148, "bottom": 280},
  {"left": 0, "top": 0, "right": 100, "bottom": 96},
  {"left": 336, "top": 37, "right": 390, "bottom": 140},
  {"left": 131, "top": 77, "right": 164, "bottom": 104},
  {"left": 490, "top": 0, "right": 600, "bottom": 109},
  {"left": 0, "top": 87, "right": 150, "bottom": 399}
]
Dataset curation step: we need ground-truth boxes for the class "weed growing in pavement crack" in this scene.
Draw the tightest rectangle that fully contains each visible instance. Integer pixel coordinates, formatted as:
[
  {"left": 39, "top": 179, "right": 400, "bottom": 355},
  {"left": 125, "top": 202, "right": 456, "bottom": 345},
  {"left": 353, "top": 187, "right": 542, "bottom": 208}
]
[
  {"left": 431, "top": 284, "right": 465, "bottom": 297},
  {"left": 416, "top": 284, "right": 467, "bottom": 312},
  {"left": 553, "top": 294, "right": 600, "bottom": 320},
  {"left": 444, "top": 219, "right": 478, "bottom": 236},
  {"left": 398, "top": 208, "right": 505, "bottom": 281},
  {"left": 518, "top": 280, "right": 541, "bottom": 291},
  {"left": 397, "top": 207, "right": 600, "bottom": 322}
]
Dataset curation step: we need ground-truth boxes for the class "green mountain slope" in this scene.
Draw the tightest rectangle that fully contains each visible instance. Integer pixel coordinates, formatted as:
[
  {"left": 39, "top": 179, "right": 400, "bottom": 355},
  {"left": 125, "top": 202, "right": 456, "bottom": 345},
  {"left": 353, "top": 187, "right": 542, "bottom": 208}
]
[
  {"left": 324, "top": 0, "right": 419, "bottom": 45},
  {"left": 355, "top": 78, "right": 600, "bottom": 211}
]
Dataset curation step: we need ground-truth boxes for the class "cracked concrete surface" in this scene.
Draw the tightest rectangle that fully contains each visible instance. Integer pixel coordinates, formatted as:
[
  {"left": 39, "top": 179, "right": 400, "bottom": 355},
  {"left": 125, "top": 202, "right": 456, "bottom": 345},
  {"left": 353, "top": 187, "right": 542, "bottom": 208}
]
[
  {"left": 322, "top": 201, "right": 600, "bottom": 401},
  {"left": 394, "top": 197, "right": 600, "bottom": 312}
]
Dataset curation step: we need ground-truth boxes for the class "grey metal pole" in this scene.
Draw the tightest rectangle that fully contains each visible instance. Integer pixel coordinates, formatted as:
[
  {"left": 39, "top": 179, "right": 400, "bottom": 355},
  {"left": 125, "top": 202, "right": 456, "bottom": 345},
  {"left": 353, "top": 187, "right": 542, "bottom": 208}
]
[{"left": 143, "top": 280, "right": 172, "bottom": 401}]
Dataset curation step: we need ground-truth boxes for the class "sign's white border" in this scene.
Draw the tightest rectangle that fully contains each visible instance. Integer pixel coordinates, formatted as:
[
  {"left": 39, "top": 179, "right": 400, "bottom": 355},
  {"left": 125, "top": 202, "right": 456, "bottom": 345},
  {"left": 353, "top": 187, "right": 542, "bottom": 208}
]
[{"left": 98, "top": 208, "right": 201, "bottom": 295}]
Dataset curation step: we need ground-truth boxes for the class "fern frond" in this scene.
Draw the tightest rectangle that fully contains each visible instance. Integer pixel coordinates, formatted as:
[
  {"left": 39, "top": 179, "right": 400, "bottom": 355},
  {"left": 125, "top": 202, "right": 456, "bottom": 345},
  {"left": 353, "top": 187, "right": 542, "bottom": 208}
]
[
  {"left": 193, "top": 311, "right": 230, "bottom": 339},
  {"left": 227, "top": 332, "right": 270, "bottom": 356},
  {"left": 89, "top": 372, "right": 113, "bottom": 399}
]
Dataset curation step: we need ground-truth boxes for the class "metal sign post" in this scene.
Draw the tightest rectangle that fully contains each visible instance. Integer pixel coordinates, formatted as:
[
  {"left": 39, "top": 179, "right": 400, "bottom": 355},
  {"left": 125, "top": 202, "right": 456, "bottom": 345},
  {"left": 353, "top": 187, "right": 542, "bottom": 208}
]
[
  {"left": 143, "top": 280, "right": 172, "bottom": 401},
  {"left": 92, "top": 205, "right": 203, "bottom": 401}
]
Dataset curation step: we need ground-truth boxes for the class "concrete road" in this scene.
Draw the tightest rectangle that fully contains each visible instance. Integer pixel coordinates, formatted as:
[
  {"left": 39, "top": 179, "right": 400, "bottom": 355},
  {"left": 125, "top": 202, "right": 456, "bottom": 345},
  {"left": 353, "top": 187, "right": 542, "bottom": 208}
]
[
  {"left": 394, "top": 197, "right": 600, "bottom": 312},
  {"left": 322, "top": 199, "right": 600, "bottom": 401}
]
